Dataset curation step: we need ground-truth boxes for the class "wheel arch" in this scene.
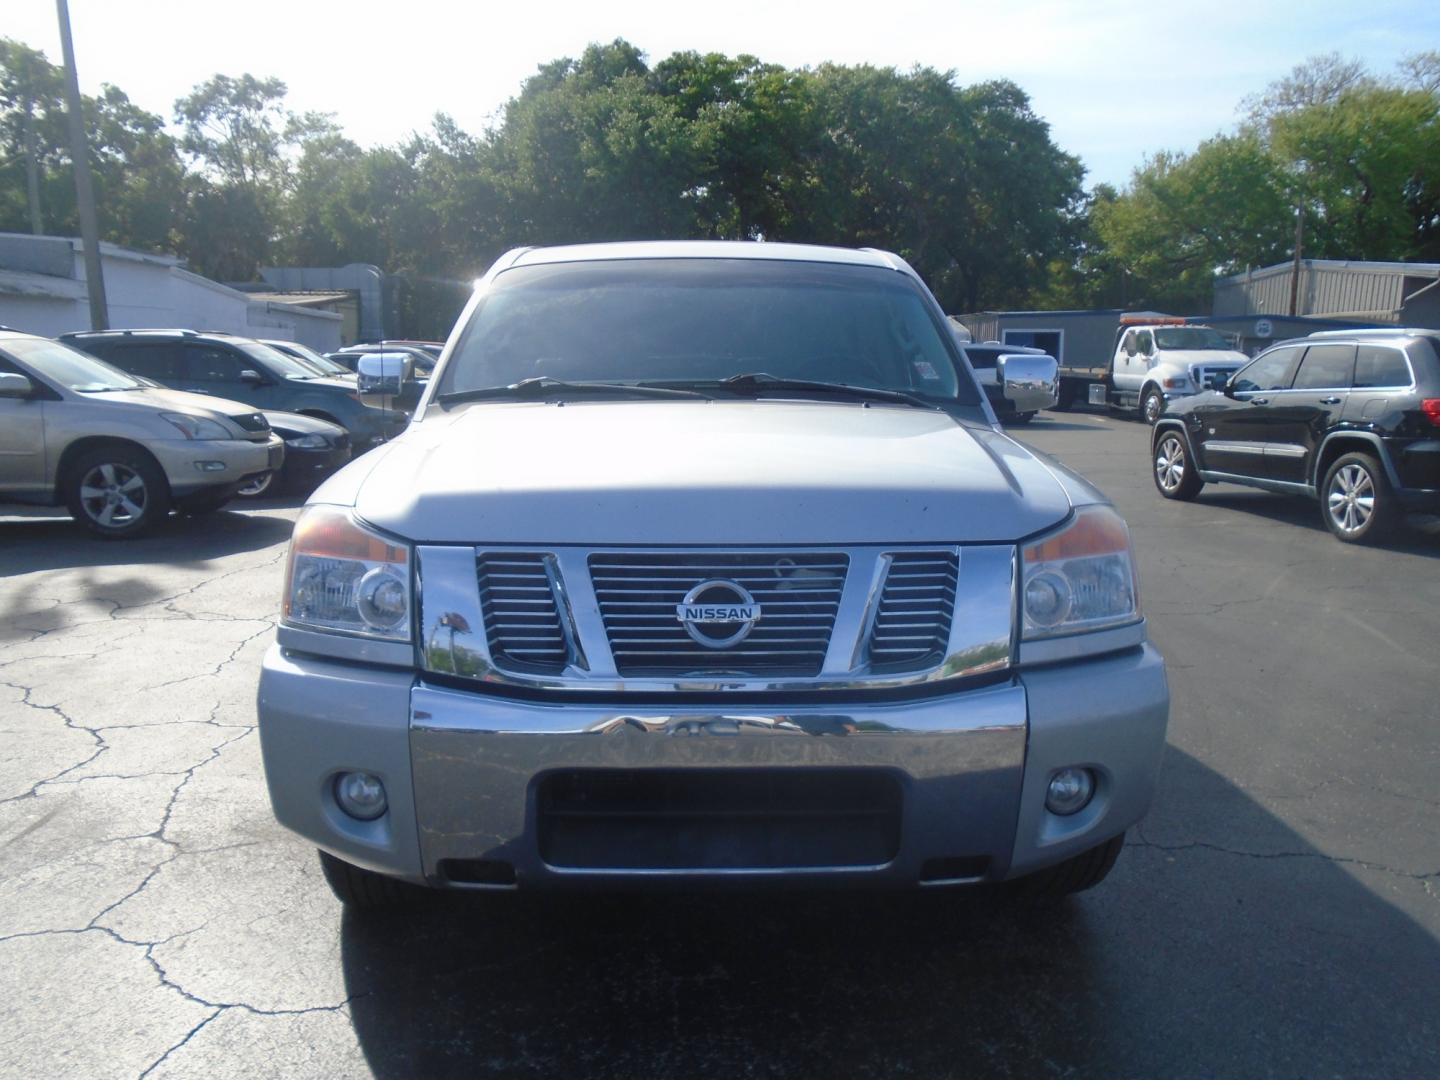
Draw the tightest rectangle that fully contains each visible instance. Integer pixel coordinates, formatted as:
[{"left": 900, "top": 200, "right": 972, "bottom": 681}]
[
  {"left": 1151, "top": 418, "right": 1194, "bottom": 456},
  {"left": 1313, "top": 431, "right": 1402, "bottom": 490},
  {"left": 54, "top": 436, "right": 171, "bottom": 502}
]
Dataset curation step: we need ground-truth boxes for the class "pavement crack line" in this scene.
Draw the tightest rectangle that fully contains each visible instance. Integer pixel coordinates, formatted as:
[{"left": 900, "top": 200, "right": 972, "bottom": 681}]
[
  {"left": 142, "top": 621, "right": 276, "bottom": 691},
  {"left": 1130, "top": 825, "right": 1440, "bottom": 889},
  {"left": 0, "top": 679, "right": 108, "bottom": 804}
]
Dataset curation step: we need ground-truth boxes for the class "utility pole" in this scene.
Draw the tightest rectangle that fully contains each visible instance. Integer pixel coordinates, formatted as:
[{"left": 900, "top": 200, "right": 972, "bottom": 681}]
[
  {"left": 24, "top": 99, "right": 43, "bottom": 234},
  {"left": 1288, "top": 208, "right": 1304, "bottom": 318},
  {"left": 55, "top": 0, "right": 108, "bottom": 329}
]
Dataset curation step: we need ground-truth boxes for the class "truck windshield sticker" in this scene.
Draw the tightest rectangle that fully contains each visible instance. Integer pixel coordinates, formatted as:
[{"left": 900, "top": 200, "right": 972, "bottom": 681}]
[{"left": 913, "top": 360, "right": 940, "bottom": 381}]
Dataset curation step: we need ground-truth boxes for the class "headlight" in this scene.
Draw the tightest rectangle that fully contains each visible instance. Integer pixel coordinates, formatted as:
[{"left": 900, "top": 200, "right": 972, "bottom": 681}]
[
  {"left": 1022, "top": 505, "right": 1140, "bottom": 639},
  {"left": 161, "top": 412, "right": 231, "bottom": 440},
  {"left": 283, "top": 506, "right": 411, "bottom": 641},
  {"left": 285, "top": 433, "right": 330, "bottom": 449}
]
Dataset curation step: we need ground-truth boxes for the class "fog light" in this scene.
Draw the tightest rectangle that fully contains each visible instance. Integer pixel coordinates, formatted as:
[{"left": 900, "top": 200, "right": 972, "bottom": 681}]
[
  {"left": 1045, "top": 767, "right": 1095, "bottom": 816},
  {"left": 193, "top": 461, "right": 226, "bottom": 472},
  {"left": 334, "top": 772, "right": 387, "bottom": 820}
]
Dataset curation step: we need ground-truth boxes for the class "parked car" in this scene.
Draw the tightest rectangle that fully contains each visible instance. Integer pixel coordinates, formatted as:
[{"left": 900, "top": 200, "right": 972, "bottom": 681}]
[
  {"left": 62, "top": 329, "right": 406, "bottom": 450},
  {"left": 237, "top": 411, "right": 351, "bottom": 498},
  {"left": 260, "top": 340, "right": 358, "bottom": 381},
  {"left": 0, "top": 330, "right": 282, "bottom": 537},
  {"left": 1150, "top": 328, "right": 1440, "bottom": 543},
  {"left": 258, "top": 240, "right": 1169, "bottom": 910},
  {"left": 955, "top": 339, "right": 1058, "bottom": 424}
]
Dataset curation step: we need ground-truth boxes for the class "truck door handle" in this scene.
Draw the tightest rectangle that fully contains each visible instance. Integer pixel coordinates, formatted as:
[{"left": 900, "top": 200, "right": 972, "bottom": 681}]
[
  {"left": 1319, "top": 396, "right": 1341, "bottom": 405},
  {"left": 1251, "top": 397, "right": 1269, "bottom": 405}
]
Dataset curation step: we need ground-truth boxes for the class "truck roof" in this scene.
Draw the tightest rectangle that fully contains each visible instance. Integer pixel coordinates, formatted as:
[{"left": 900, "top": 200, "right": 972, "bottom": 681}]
[{"left": 502, "top": 241, "right": 910, "bottom": 273}]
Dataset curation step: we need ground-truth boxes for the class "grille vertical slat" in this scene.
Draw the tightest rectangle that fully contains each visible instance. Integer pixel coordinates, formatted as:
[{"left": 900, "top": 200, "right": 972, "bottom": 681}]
[
  {"left": 476, "top": 553, "right": 568, "bottom": 673},
  {"left": 589, "top": 552, "right": 849, "bottom": 676},
  {"left": 867, "top": 552, "right": 958, "bottom": 669}
]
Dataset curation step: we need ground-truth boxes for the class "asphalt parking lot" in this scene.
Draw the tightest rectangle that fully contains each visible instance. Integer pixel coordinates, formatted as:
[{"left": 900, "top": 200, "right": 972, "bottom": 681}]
[{"left": 2, "top": 412, "right": 1438, "bottom": 1079}]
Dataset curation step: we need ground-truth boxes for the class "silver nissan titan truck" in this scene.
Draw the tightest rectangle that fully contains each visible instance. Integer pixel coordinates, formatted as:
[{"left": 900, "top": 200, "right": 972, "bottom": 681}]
[{"left": 257, "top": 242, "right": 1169, "bottom": 908}]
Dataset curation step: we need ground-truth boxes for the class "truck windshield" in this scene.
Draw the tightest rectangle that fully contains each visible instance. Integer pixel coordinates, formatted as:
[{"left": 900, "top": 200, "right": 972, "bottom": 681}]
[
  {"left": 1153, "top": 327, "right": 1232, "bottom": 351},
  {"left": 440, "top": 259, "right": 978, "bottom": 404}
]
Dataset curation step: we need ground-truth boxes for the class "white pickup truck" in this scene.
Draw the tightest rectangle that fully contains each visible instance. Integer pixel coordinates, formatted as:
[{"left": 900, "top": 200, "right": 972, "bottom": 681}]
[{"left": 1101, "top": 320, "right": 1250, "bottom": 424}]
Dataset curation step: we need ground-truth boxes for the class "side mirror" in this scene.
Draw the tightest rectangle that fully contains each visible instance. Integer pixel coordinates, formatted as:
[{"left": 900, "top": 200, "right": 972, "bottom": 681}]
[
  {"left": 0, "top": 372, "right": 35, "bottom": 398},
  {"left": 1124, "top": 342, "right": 1136, "bottom": 358},
  {"left": 1212, "top": 373, "right": 1231, "bottom": 393},
  {"left": 356, "top": 354, "right": 414, "bottom": 407},
  {"left": 238, "top": 369, "right": 266, "bottom": 385},
  {"left": 997, "top": 353, "right": 1059, "bottom": 413}
]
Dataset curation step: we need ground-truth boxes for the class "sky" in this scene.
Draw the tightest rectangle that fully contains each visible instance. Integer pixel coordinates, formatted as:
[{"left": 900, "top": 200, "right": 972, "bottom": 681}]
[{"left": 9, "top": 0, "right": 1438, "bottom": 189}]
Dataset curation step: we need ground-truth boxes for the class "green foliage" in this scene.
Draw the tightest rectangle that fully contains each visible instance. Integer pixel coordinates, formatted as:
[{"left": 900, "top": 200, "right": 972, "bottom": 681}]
[
  {"left": 5, "top": 37, "right": 1437, "bottom": 335},
  {"left": 1082, "top": 51, "right": 1440, "bottom": 312}
]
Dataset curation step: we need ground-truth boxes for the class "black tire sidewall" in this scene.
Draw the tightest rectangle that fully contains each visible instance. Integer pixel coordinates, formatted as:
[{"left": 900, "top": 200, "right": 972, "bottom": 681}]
[
  {"left": 1322, "top": 452, "right": 1393, "bottom": 543},
  {"left": 1153, "top": 431, "right": 1202, "bottom": 500},
  {"left": 65, "top": 445, "right": 170, "bottom": 539}
]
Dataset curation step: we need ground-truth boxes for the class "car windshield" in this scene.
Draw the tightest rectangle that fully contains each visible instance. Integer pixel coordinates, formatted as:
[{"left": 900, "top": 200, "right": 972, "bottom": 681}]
[
  {"left": 1153, "top": 327, "right": 1232, "bottom": 350},
  {"left": 5, "top": 336, "right": 143, "bottom": 392},
  {"left": 233, "top": 340, "right": 322, "bottom": 379},
  {"left": 271, "top": 341, "right": 352, "bottom": 376},
  {"left": 438, "top": 258, "right": 977, "bottom": 404}
]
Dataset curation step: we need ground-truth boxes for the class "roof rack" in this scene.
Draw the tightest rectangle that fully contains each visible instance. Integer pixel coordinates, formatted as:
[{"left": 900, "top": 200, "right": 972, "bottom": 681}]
[
  {"left": 63, "top": 328, "right": 200, "bottom": 339},
  {"left": 1306, "top": 327, "right": 1423, "bottom": 339}
]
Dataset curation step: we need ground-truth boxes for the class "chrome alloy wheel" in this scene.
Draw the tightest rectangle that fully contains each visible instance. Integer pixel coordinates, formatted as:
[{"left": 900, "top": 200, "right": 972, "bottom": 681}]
[
  {"left": 237, "top": 472, "right": 274, "bottom": 497},
  {"left": 1327, "top": 463, "right": 1374, "bottom": 534},
  {"left": 1155, "top": 436, "right": 1186, "bottom": 493},
  {"left": 1142, "top": 390, "right": 1163, "bottom": 425},
  {"left": 79, "top": 462, "right": 148, "bottom": 528}
]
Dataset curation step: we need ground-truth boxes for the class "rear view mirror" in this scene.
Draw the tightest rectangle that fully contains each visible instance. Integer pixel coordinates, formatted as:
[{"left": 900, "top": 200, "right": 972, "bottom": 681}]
[
  {"left": 997, "top": 354, "right": 1059, "bottom": 413},
  {"left": 239, "top": 369, "right": 266, "bottom": 385},
  {"left": 356, "top": 353, "right": 414, "bottom": 407},
  {"left": 0, "top": 372, "right": 35, "bottom": 398}
]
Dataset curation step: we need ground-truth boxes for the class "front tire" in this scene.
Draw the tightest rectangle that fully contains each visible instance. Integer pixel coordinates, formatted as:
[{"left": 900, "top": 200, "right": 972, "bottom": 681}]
[
  {"left": 1007, "top": 412, "right": 1036, "bottom": 425},
  {"left": 318, "top": 850, "right": 417, "bottom": 910},
  {"left": 236, "top": 471, "right": 277, "bottom": 498},
  {"left": 64, "top": 445, "right": 170, "bottom": 539},
  {"left": 1322, "top": 452, "right": 1396, "bottom": 544},
  {"left": 1008, "top": 832, "right": 1125, "bottom": 901},
  {"left": 1153, "top": 430, "right": 1204, "bottom": 500},
  {"left": 1141, "top": 387, "right": 1164, "bottom": 425}
]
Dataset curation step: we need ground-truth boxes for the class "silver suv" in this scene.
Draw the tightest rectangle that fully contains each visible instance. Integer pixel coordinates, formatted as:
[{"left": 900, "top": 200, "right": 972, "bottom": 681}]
[
  {"left": 0, "top": 331, "right": 282, "bottom": 537},
  {"left": 257, "top": 242, "right": 1169, "bottom": 908}
]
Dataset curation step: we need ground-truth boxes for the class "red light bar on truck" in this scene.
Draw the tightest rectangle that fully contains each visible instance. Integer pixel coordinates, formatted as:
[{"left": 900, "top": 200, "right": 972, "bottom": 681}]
[{"left": 1118, "top": 315, "right": 1188, "bottom": 326}]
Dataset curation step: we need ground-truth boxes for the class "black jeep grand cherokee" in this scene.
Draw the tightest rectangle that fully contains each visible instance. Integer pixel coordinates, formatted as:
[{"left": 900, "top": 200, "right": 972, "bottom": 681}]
[{"left": 1149, "top": 329, "right": 1440, "bottom": 543}]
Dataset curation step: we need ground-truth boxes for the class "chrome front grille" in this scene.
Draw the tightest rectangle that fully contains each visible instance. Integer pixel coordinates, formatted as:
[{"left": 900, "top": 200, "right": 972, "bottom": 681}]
[
  {"left": 588, "top": 552, "right": 849, "bottom": 676},
  {"left": 418, "top": 543, "right": 1014, "bottom": 693},
  {"left": 867, "top": 552, "right": 959, "bottom": 670},
  {"left": 475, "top": 553, "right": 569, "bottom": 673}
]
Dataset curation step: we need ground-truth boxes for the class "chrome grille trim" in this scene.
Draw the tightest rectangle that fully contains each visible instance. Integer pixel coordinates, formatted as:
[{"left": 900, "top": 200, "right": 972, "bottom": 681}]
[
  {"left": 589, "top": 552, "right": 847, "bottom": 677},
  {"left": 475, "top": 553, "right": 571, "bottom": 673},
  {"left": 867, "top": 552, "right": 959, "bottom": 669},
  {"left": 417, "top": 543, "right": 1016, "bottom": 694}
]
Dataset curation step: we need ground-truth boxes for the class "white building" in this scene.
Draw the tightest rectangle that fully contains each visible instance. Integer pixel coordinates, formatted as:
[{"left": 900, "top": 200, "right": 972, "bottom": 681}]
[{"left": 0, "top": 233, "right": 342, "bottom": 350}]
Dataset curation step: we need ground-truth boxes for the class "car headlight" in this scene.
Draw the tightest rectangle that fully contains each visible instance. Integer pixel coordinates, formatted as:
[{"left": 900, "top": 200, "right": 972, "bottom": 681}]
[
  {"left": 285, "top": 433, "right": 330, "bottom": 449},
  {"left": 161, "top": 412, "right": 232, "bottom": 440},
  {"left": 1022, "top": 505, "right": 1140, "bottom": 639},
  {"left": 283, "top": 506, "right": 411, "bottom": 641}
]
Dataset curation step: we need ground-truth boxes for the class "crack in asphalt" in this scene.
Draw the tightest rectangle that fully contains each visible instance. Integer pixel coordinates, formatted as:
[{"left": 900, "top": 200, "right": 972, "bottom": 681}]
[{"left": 1131, "top": 823, "right": 1440, "bottom": 892}]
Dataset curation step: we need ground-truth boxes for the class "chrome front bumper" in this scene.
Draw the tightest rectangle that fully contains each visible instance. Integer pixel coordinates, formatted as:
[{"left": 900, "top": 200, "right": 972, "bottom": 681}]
[{"left": 258, "top": 643, "right": 1169, "bottom": 889}]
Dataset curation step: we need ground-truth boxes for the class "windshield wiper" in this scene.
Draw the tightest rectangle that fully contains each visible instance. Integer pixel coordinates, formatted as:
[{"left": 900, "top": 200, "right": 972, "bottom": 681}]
[
  {"left": 436, "top": 377, "right": 711, "bottom": 405},
  {"left": 660, "top": 372, "right": 941, "bottom": 410}
]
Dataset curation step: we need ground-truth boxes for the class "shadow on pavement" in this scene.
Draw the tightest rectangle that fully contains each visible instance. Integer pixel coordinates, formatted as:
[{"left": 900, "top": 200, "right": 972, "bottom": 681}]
[
  {"left": 1195, "top": 490, "right": 1440, "bottom": 554},
  {"left": 0, "top": 506, "right": 297, "bottom": 579},
  {"left": 338, "top": 748, "right": 1440, "bottom": 1077}
]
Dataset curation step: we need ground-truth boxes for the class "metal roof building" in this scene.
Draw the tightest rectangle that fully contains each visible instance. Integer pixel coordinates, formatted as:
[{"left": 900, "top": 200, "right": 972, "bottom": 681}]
[{"left": 1213, "top": 259, "right": 1440, "bottom": 328}]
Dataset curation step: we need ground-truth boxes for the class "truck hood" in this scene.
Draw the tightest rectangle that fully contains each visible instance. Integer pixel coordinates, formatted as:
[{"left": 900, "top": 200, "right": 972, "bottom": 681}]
[
  {"left": 1160, "top": 349, "right": 1248, "bottom": 368},
  {"left": 343, "top": 400, "right": 1073, "bottom": 545}
]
